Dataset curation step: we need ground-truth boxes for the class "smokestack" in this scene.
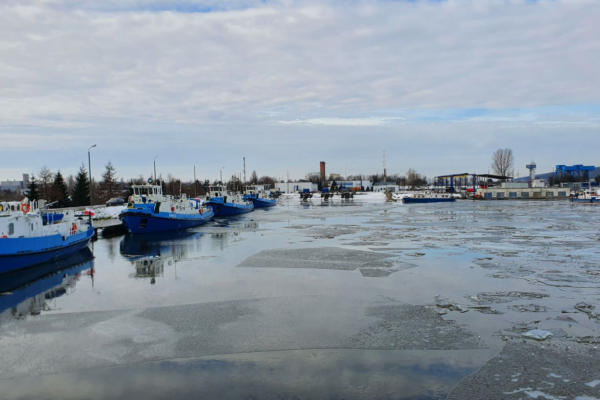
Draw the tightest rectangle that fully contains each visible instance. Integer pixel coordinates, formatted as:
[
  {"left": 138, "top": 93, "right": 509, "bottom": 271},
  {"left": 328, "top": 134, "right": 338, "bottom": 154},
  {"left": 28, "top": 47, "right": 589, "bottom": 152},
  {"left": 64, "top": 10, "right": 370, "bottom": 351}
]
[{"left": 320, "top": 161, "right": 326, "bottom": 185}]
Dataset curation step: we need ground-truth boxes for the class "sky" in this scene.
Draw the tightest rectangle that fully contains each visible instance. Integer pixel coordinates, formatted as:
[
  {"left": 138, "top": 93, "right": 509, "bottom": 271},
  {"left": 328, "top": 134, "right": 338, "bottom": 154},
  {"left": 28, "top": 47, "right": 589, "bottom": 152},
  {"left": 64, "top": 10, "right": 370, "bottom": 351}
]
[{"left": 1, "top": 0, "right": 599, "bottom": 183}]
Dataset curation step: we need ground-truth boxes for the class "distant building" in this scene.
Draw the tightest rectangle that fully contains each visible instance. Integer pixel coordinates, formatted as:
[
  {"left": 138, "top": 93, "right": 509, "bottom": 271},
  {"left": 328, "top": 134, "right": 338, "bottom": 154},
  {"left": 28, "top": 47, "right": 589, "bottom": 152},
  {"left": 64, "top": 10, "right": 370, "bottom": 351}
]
[
  {"left": 336, "top": 180, "right": 372, "bottom": 190},
  {"left": 532, "top": 179, "right": 547, "bottom": 188},
  {"left": 274, "top": 181, "right": 318, "bottom": 193},
  {"left": 329, "top": 173, "right": 341, "bottom": 180},
  {"left": 0, "top": 174, "right": 30, "bottom": 195},
  {"left": 373, "top": 182, "right": 400, "bottom": 192}
]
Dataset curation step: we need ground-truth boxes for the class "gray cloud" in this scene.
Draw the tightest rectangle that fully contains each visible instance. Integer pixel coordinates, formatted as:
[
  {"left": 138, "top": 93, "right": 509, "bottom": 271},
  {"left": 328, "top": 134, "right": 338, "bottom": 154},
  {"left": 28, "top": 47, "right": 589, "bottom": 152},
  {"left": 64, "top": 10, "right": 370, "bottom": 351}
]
[{"left": 0, "top": 0, "right": 598, "bottom": 180}]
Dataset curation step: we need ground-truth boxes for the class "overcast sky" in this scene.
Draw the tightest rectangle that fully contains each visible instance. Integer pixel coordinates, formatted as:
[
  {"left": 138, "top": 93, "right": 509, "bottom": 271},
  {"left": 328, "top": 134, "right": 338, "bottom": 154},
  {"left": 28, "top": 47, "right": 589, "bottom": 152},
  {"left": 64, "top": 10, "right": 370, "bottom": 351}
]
[{"left": 1, "top": 0, "right": 599, "bottom": 183}]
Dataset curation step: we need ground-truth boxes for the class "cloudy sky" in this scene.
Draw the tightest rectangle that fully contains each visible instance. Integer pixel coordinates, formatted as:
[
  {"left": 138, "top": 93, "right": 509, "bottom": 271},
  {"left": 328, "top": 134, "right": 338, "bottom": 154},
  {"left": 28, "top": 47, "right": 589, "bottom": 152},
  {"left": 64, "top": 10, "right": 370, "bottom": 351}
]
[{"left": 1, "top": 0, "right": 599, "bottom": 182}]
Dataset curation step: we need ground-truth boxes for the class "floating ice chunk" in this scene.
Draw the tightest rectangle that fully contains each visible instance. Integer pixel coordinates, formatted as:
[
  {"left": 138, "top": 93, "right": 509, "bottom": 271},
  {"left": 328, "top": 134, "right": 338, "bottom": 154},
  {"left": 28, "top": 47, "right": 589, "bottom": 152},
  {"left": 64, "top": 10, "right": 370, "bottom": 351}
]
[
  {"left": 504, "top": 387, "right": 533, "bottom": 395},
  {"left": 585, "top": 380, "right": 600, "bottom": 388},
  {"left": 575, "top": 397, "right": 600, "bottom": 400},
  {"left": 547, "top": 373, "right": 562, "bottom": 378},
  {"left": 524, "top": 391, "right": 560, "bottom": 399},
  {"left": 522, "top": 329, "right": 553, "bottom": 341}
]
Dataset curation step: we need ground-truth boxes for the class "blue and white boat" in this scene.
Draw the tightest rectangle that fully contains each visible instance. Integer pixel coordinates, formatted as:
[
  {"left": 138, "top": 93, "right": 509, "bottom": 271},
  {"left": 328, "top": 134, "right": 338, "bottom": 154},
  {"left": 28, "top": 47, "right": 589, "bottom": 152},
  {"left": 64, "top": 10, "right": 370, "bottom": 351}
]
[
  {"left": 243, "top": 185, "right": 277, "bottom": 208},
  {"left": 402, "top": 193, "right": 456, "bottom": 204},
  {"left": 570, "top": 189, "right": 600, "bottom": 204},
  {"left": 119, "top": 183, "right": 214, "bottom": 234},
  {"left": 204, "top": 185, "right": 254, "bottom": 216},
  {"left": 0, "top": 200, "right": 94, "bottom": 274}
]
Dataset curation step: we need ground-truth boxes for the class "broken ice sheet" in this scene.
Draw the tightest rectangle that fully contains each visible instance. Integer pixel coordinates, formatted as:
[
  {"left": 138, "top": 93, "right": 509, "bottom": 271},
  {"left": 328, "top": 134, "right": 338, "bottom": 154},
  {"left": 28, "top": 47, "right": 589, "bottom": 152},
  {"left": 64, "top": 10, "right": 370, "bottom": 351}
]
[{"left": 522, "top": 329, "right": 553, "bottom": 341}]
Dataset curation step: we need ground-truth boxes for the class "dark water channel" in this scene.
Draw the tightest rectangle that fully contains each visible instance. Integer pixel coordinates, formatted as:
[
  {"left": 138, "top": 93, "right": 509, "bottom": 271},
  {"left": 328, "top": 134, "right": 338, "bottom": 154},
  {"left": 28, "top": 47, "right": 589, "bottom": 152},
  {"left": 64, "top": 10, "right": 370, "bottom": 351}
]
[{"left": 1, "top": 198, "right": 599, "bottom": 399}]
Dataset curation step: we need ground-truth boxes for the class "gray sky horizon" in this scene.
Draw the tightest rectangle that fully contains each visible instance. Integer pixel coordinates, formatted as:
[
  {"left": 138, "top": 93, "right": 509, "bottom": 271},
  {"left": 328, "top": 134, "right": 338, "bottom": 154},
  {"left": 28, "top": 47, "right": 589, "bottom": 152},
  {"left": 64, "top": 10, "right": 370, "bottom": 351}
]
[{"left": 1, "top": 0, "right": 599, "bottom": 183}]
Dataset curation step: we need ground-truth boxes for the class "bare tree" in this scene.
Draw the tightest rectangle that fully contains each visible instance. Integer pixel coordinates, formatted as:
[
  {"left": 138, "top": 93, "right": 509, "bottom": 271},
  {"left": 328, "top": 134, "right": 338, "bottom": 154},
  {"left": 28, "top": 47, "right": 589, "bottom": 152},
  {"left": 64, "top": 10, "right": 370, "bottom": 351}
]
[
  {"left": 38, "top": 165, "right": 53, "bottom": 200},
  {"left": 491, "top": 148, "right": 514, "bottom": 180},
  {"left": 258, "top": 176, "right": 275, "bottom": 187},
  {"left": 305, "top": 173, "right": 320, "bottom": 184},
  {"left": 406, "top": 168, "right": 427, "bottom": 190},
  {"left": 250, "top": 170, "right": 258, "bottom": 184}
]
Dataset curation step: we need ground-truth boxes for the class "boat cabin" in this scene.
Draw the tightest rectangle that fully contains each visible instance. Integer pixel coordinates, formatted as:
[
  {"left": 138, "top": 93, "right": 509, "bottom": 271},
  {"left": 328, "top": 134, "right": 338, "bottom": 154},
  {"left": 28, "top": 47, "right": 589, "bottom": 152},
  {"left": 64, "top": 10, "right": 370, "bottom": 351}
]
[
  {"left": 130, "top": 184, "right": 164, "bottom": 203},
  {"left": 208, "top": 186, "right": 227, "bottom": 198},
  {"left": 245, "top": 185, "right": 270, "bottom": 195}
]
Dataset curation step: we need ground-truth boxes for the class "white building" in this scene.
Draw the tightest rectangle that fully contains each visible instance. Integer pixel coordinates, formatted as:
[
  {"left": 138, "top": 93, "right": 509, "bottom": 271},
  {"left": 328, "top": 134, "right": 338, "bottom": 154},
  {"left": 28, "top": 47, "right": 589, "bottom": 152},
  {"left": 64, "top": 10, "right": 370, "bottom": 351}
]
[
  {"left": 372, "top": 182, "right": 400, "bottom": 192},
  {"left": 274, "top": 181, "right": 318, "bottom": 193}
]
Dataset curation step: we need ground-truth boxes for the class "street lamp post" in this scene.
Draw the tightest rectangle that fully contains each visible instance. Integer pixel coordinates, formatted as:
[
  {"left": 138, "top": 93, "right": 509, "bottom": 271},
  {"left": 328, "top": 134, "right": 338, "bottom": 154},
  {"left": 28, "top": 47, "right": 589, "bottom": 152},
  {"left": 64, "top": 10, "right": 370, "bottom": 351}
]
[
  {"left": 194, "top": 162, "right": 198, "bottom": 198},
  {"left": 88, "top": 144, "right": 96, "bottom": 207},
  {"left": 153, "top": 156, "right": 158, "bottom": 183}
]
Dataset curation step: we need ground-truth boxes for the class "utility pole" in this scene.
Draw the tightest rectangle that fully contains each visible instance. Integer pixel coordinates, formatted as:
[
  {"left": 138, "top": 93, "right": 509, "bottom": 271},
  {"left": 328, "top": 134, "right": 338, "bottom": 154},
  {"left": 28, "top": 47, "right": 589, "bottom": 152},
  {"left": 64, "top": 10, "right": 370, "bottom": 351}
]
[
  {"left": 194, "top": 162, "right": 198, "bottom": 198},
  {"left": 154, "top": 156, "right": 158, "bottom": 183},
  {"left": 287, "top": 170, "right": 289, "bottom": 193},
  {"left": 243, "top": 157, "right": 246, "bottom": 184},
  {"left": 383, "top": 150, "right": 387, "bottom": 189},
  {"left": 88, "top": 144, "right": 96, "bottom": 209}
]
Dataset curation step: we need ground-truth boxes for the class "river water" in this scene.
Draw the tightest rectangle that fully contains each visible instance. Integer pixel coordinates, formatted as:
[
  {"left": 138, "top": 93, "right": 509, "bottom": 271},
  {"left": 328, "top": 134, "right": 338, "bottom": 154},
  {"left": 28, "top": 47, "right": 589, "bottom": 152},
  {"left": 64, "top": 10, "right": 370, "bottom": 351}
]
[{"left": 1, "top": 197, "right": 599, "bottom": 399}]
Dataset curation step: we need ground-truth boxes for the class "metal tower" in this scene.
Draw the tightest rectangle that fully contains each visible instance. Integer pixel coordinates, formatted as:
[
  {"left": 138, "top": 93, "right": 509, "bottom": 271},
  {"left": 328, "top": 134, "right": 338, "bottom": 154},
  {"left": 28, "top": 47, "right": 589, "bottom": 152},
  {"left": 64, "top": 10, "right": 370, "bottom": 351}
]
[{"left": 526, "top": 161, "right": 536, "bottom": 188}]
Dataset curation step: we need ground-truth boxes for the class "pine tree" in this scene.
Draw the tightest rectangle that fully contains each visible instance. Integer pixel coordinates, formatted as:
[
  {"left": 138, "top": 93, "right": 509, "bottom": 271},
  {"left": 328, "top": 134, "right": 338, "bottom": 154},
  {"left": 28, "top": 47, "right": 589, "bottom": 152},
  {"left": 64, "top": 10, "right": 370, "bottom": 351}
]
[
  {"left": 27, "top": 175, "right": 40, "bottom": 201},
  {"left": 101, "top": 161, "right": 118, "bottom": 197},
  {"left": 52, "top": 170, "right": 69, "bottom": 202},
  {"left": 250, "top": 170, "right": 258, "bottom": 184},
  {"left": 72, "top": 164, "right": 90, "bottom": 206}
]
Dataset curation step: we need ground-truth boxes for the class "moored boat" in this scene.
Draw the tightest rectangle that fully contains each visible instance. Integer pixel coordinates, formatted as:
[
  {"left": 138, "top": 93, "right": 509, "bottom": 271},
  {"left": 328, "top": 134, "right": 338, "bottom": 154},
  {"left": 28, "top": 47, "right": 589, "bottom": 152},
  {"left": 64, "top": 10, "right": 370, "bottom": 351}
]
[
  {"left": 0, "top": 200, "right": 94, "bottom": 274},
  {"left": 204, "top": 185, "right": 254, "bottom": 216},
  {"left": 570, "top": 189, "right": 600, "bottom": 204},
  {"left": 119, "top": 182, "right": 214, "bottom": 234},
  {"left": 243, "top": 185, "right": 277, "bottom": 208},
  {"left": 402, "top": 193, "right": 456, "bottom": 204}
]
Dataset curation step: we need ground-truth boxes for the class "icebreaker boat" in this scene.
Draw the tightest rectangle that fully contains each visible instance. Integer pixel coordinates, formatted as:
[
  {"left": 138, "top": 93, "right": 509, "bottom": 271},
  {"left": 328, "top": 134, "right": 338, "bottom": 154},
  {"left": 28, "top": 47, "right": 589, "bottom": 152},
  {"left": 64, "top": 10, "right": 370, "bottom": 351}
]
[
  {"left": 0, "top": 200, "right": 94, "bottom": 274},
  {"left": 204, "top": 185, "right": 254, "bottom": 216},
  {"left": 243, "top": 185, "right": 277, "bottom": 208},
  {"left": 119, "top": 182, "right": 214, "bottom": 234}
]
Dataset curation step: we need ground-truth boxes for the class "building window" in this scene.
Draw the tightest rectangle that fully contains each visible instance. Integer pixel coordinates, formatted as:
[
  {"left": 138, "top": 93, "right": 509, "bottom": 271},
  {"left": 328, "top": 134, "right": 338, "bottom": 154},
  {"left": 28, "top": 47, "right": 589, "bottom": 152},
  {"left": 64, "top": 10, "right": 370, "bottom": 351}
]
[
  {"left": 509, "top": 192, "right": 517, "bottom": 199},
  {"left": 521, "top": 192, "right": 529, "bottom": 198},
  {"left": 558, "top": 191, "right": 567, "bottom": 197},
  {"left": 546, "top": 192, "right": 554, "bottom": 198},
  {"left": 497, "top": 193, "right": 505, "bottom": 199},
  {"left": 484, "top": 193, "right": 492, "bottom": 199}
]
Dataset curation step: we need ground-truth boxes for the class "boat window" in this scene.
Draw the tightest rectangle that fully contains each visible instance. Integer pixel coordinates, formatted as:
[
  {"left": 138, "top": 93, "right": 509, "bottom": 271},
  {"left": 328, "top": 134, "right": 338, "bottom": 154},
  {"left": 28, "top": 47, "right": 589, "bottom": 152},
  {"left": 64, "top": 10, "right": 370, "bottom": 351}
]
[
  {"left": 9, "top": 223, "right": 14, "bottom": 235},
  {"left": 31, "top": 224, "right": 34, "bottom": 231}
]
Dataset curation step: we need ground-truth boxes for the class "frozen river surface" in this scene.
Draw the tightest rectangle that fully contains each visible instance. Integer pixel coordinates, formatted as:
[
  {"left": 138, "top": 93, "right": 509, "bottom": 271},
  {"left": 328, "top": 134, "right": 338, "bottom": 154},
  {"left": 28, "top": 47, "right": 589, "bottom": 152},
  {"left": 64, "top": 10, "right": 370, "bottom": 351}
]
[{"left": 1, "top": 197, "right": 600, "bottom": 399}]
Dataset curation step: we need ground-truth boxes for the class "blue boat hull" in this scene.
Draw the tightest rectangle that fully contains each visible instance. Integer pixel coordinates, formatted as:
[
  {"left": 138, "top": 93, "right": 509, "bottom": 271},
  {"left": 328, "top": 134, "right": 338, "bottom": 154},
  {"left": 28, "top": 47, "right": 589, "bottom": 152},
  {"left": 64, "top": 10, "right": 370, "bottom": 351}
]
[
  {"left": 247, "top": 197, "right": 277, "bottom": 208},
  {"left": 120, "top": 208, "right": 214, "bottom": 234},
  {"left": 0, "top": 227, "right": 95, "bottom": 275},
  {"left": 205, "top": 201, "right": 254, "bottom": 216},
  {"left": 402, "top": 198, "right": 456, "bottom": 204},
  {"left": 571, "top": 198, "right": 599, "bottom": 203}
]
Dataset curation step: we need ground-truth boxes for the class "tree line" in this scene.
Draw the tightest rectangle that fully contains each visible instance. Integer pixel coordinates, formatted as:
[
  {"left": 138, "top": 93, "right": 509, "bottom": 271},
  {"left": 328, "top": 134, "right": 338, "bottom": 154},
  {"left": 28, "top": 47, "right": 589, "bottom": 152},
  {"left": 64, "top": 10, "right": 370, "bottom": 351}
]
[{"left": 24, "top": 161, "right": 121, "bottom": 206}]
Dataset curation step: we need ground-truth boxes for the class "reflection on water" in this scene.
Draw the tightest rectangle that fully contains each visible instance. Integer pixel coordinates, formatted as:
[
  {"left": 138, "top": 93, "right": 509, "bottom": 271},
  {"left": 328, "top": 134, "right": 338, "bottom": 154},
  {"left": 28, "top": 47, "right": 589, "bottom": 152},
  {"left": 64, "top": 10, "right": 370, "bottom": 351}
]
[
  {"left": 0, "top": 248, "right": 95, "bottom": 324},
  {"left": 0, "top": 349, "right": 486, "bottom": 400},
  {"left": 119, "top": 231, "right": 203, "bottom": 260}
]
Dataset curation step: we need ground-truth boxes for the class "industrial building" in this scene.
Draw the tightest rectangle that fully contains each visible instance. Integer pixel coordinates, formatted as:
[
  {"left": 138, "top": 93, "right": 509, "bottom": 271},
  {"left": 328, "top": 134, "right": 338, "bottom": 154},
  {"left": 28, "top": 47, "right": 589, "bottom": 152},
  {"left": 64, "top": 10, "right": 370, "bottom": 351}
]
[
  {"left": 477, "top": 182, "right": 569, "bottom": 200},
  {"left": 0, "top": 174, "right": 30, "bottom": 195}
]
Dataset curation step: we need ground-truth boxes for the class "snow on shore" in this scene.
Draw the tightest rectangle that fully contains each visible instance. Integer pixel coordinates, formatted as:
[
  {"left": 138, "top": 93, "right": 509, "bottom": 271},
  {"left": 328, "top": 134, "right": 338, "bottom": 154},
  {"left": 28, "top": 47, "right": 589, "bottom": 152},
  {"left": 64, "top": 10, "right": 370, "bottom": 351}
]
[{"left": 74, "top": 205, "right": 125, "bottom": 220}]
